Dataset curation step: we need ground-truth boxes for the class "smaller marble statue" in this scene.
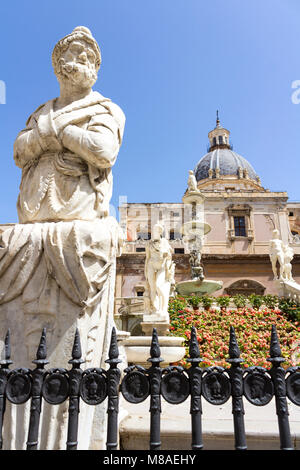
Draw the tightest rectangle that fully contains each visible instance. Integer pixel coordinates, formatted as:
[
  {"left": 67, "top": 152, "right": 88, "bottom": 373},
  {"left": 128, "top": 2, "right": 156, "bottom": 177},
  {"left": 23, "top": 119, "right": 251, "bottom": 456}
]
[
  {"left": 144, "top": 223, "right": 175, "bottom": 322},
  {"left": 187, "top": 170, "right": 199, "bottom": 193},
  {"left": 282, "top": 244, "right": 294, "bottom": 281},
  {"left": 189, "top": 250, "right": 204, "bottom": 281},
  {"left": 269, "top": 229, "right": 285, "bottom": 280}
]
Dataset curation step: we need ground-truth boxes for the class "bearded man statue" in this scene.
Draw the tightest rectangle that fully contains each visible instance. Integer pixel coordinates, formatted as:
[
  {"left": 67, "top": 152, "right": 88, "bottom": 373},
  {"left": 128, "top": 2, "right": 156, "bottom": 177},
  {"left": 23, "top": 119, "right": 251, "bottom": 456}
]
[
  {"left": 14, "top": 26, "right": 125, "bottom": 221},
  {"left": 0, "top": 27, "right": 125, "bottom": 449}
]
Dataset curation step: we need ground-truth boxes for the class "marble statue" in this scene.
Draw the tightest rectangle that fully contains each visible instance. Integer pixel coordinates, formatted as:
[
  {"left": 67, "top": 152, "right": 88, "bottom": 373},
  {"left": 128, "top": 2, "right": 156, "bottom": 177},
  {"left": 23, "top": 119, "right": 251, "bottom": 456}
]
[
  {"left": 0, "top": 26, "right": 125, "bottom": 450},
  {"left": 189, "top": 250, "right": 204, "bottom": 281},
  {"left": 144, "top": 223, "right": 175, "bottom": 322},
  {"left": 282, "top": 244, "right": 294, "bottom": 281},
  {"left": 187, "top": 170, "right": 199, "bottom": 193},
  {"left": 269, "top": 229, "right": 285, "bottom": 280}
]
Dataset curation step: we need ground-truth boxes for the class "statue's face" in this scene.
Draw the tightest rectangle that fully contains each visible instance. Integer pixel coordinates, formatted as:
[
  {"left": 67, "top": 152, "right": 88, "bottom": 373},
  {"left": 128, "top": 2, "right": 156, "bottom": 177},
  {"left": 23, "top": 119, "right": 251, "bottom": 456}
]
[
  {"left": 57, "top": 39, "right": 98, "bottom": 88},
  {"left": 153, "top": 225, "right": 163, "bottom": 239}
]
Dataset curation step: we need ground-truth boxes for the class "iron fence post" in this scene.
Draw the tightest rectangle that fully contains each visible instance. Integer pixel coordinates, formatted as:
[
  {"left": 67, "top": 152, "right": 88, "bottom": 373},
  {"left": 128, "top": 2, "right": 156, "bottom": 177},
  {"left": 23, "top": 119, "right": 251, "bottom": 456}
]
[
  {"left": 267, "top": 325, "right": 293, "bottom": 450},
  {"left": 0, "top": 330, "right": 12, "bottom": 450},
  {"left": 187, "top": 326, "right": 203, "bottom": 450},
  {"left": 26, "top": 329, "right": 49, "bottom": 450},
  {"left": 105, "top": 327, "right": 122, "bottom": 450},
  {"left": 227, "top": 326, "right": 247, "bottom": 450},
  {"left": 147, "top": 328, "right": 163, "bottom": 450},
  {"left": 66, "top": 328, "right": 84, "bottom": 450}
]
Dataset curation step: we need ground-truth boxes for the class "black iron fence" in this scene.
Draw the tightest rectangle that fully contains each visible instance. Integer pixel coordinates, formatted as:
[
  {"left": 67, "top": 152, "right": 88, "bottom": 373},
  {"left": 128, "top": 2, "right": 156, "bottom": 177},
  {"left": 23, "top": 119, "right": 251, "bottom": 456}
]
[{"left": 0, "top": 324, "right": 299, "bottom": 450}]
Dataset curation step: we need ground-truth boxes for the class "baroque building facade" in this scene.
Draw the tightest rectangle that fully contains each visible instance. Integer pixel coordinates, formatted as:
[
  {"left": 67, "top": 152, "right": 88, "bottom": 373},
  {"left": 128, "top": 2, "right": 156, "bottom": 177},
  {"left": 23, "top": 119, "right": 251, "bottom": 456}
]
[{"left": 115, "top": 117, "right": 300, "bottom": 335}]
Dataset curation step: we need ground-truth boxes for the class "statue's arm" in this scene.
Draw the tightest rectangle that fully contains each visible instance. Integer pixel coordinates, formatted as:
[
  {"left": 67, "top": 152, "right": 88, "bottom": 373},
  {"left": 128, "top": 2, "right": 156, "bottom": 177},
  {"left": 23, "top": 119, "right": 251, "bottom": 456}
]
[
  {"left": 13, "top": 120, "right": 43, "bottom": 168},
  {"left": 61, "top": 103, "right": 125, "bottom": 169}
]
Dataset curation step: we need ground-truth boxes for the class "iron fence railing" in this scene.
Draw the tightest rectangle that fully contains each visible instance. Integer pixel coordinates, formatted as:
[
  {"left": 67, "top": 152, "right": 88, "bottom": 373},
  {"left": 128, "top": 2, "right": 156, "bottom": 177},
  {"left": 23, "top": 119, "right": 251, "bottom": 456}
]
[{"left": 0, "top": 324, "right": 299, "bottom": 450}]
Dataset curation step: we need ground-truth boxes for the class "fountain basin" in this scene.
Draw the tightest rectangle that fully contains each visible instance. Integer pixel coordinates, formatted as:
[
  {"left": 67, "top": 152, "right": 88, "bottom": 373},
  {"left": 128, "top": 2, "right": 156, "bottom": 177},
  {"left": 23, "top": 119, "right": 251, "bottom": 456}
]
[
  {"left": 175, "top": 279, "right": 223, "bottom": 296},
  {"left": 121, "top": 336, "right": 186, "bottom": 367},
  {"left": 181, "top": 220, "right": 211, "bottom": 237}
]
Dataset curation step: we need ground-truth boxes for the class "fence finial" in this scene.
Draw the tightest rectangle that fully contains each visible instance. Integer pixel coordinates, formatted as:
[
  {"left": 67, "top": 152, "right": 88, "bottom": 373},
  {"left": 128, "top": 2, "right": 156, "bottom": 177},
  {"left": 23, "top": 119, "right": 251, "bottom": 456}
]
[
  {"left": 105, "top": 327, "right": 121, "bottom": 366},
  {"left": 4, "top": 329, "right": 11, "bottom": 361},
  {"left": 69, "top": 328, "right": 84, "bottom": 366},
  {"left": 109, "top": 327, "right": 119, "bottom": 359},
  {"left": 269, "top": 324, "right": 282, "bottom": 359},
  {"left": 229, "top": 326, "right": 241, "bottom": 359},
  {"left": 0, "top": 329, "right": 12, "bottom": 367},
  {"left": 72, "top": 328, "right": 82, "bottom": 359},
  {"left": 36, "top": 328, "right": 47, "bottom": 360},
  {"left": 150, "top": 328, "right": 160, "bottom": 358},
  {"left": 32, "top": 328, "right": 48, "bottom": 367},
  {"left": 147, "top": 328, "right": 163, "bottom": 364},
  {"left": 187, "top": 326, "right": 202, "bottom": 363}
]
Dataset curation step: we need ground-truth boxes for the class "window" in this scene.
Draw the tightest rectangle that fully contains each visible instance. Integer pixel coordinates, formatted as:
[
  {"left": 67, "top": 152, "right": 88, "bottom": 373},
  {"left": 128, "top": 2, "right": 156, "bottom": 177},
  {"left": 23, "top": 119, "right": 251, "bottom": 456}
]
[
  {"left": 169, "top": 230, "right": 182, "bottom": 240},
  {"left": 227, "top": 204, "right": 253, "bottom": 241},
  {"left": 213, "top": 137, "right": 217, "bottom": 146},
  {"left": 289, "top": 212, "right": 294, "bottom": 217},
  {"left": 234, "top": 216, "right": 246, "bottom": 237},
  {"left": 136, "top": 247, "right": 145, "bottom": 252},
  {"left": 174, "top": 248, "right": 184, "bottom": 254},
  {"left": 170, "top": 211, "right": 180, "bottom": 217},
  {"left": 136, "top": 232, "right": 151, "bottom": 240},
  {"left": 219, "top": 136, "right": 223, "bottom": 144},
  {"left": 134, "top": 286, "right": 145, "bottom": 297}
]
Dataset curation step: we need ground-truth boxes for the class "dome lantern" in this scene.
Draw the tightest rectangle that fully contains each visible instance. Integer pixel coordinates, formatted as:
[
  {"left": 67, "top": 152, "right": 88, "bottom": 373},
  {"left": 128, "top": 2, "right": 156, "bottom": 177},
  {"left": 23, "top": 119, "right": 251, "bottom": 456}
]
[{"left": 208, "top": 111, "right": 231, "bottom": 151}]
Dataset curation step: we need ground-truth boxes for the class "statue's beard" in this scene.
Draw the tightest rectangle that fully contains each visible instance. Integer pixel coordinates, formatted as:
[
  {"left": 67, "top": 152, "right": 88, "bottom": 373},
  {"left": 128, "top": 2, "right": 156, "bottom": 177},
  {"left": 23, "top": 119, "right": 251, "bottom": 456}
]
[{"left": 58, "top": 60, "right": 97, "bottom": 88}]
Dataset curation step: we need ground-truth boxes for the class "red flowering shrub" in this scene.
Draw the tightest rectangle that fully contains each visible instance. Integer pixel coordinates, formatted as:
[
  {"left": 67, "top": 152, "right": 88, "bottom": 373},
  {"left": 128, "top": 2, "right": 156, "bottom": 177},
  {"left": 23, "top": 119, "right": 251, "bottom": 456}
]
[{"left": 168, "top": 296, "right": 300, "bottom": 369}]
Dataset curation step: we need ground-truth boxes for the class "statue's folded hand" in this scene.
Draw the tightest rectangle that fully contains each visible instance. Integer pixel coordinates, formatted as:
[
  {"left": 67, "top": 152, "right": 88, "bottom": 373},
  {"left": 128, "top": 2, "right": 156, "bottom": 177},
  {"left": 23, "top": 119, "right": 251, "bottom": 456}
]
[{"left": 53, "top": 113, "right": 86, "bottom": 138}]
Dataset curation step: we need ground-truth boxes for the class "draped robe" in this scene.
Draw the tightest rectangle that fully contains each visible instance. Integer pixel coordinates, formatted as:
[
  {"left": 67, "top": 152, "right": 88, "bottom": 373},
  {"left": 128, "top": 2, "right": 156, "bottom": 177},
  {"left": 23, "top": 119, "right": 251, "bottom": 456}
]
[{"left": 0, "top": 90, "right": 125, "bottom": 449}]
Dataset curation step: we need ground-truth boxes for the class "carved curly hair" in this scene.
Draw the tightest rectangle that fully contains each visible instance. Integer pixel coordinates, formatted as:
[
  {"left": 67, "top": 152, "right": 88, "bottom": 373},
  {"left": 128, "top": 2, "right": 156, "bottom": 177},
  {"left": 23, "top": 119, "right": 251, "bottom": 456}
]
[{"left": 52, "top": 26, "right": 101, "bottom": 76}]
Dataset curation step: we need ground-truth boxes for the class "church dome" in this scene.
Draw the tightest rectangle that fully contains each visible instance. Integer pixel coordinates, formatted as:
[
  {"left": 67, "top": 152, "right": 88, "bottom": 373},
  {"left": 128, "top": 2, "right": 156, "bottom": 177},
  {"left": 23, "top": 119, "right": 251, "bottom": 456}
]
[
  {"left": 194, "top": 112, "right": 259, "bottom": 183},
  {"left": 194, "top": 148, "right": 258, "bottom": 181}
]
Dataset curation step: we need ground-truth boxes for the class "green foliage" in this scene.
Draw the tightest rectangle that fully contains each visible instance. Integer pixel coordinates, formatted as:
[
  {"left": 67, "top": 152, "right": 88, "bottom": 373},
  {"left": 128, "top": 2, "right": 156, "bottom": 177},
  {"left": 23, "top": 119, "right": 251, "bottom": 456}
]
[
  {"left": 188, "top": 295, "right": 201, "bottom": 309},
  {"left": 232, "top": 294, "right": 247, "bottom": 308},
  {"left": 248, "top": 294, "right": 264, "bottom": 310},
  {"left": 278, "top": 297, "right": 300, "bottom": 322},
  {"left": 216, "top": 295, "right": 231, "bottom": 308},
  {"left": 201, "top": 295, "right": 214, "bottom": 309},
  {"left": 263, "top": 294, "right": 278, "bottom": 309}
]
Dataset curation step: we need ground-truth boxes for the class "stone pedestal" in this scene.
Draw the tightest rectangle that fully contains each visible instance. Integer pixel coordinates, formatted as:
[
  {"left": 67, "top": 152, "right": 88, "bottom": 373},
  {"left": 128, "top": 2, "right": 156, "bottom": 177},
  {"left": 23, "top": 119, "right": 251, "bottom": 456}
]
[
  {"left": 0, "top": 218, "right": 123, "bottom": 450},
  {"left": 141, "top": 321, "right": 170, "bottom": 336}
]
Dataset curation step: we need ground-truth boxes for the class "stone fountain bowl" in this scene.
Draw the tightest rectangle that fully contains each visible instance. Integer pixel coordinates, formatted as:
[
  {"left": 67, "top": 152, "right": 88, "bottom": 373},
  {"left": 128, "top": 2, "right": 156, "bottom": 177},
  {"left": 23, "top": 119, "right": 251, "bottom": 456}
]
[
  {"left": 181, "top": 220, "right": 211, "bottom": 237},
  {"left": 175, "top": 278, "right": 223, "bottom": 296}
]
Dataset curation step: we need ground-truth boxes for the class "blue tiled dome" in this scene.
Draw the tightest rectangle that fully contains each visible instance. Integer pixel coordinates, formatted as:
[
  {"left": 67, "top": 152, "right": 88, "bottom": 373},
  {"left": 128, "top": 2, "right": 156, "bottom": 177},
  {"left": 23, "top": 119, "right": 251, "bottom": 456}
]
[{"left": 194, "top": 148, "right": 258, "bottom": 181}]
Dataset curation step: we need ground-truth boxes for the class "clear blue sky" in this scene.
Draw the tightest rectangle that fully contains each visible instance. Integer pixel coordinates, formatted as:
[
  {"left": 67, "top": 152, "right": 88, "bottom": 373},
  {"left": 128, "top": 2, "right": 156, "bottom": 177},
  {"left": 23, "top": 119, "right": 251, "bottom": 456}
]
[{"left": 0, "top": 0, "right": 300, "bottom": 222}]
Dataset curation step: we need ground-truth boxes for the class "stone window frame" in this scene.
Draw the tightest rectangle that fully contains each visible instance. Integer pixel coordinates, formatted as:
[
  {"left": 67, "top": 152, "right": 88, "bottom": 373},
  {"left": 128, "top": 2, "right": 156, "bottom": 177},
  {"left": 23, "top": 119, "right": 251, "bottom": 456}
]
[
  {"left": 133, "top": 285, "right": 145, "bottom": 297},
  {"left": 226, "top": 204, "right": 254, "bottom": 242}
]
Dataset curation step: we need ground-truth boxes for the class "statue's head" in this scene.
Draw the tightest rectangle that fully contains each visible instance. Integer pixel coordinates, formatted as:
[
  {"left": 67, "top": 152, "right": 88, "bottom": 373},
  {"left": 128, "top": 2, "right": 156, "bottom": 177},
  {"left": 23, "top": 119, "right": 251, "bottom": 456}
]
[
  {"left": 153, "top": 223, "right": 164, "bottom": 240},
  {"left": 272, "top": 229, "right": 280, "bottom": 239},
  {"left": 52, "top": 26, "right": 101, "bottom": 89}
]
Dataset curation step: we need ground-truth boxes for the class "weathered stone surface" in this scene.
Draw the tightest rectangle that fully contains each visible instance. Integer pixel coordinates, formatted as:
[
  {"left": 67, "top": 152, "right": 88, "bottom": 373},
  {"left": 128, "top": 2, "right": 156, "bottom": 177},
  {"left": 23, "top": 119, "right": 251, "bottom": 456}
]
[{"left": 0, "top": 26, "right": 125, "bottom": 449}]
